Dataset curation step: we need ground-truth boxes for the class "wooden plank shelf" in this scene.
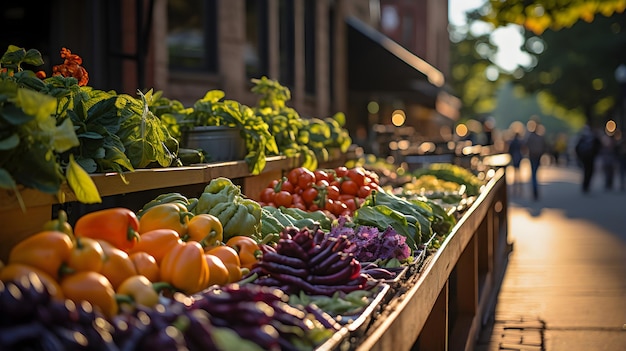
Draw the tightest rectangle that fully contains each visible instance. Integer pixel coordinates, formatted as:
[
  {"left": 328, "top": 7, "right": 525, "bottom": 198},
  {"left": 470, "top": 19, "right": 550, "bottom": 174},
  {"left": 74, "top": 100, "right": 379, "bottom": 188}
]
[{"left": 0, "top": 153, "right": 347, "bottom": 261}]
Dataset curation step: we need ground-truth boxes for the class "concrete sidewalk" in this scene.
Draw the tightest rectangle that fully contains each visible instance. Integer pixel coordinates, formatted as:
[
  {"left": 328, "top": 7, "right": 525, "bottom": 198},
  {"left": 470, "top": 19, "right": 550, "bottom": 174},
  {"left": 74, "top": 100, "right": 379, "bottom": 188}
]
[{"left": 476, "top": 161, "right": 626, "bottom": 351}]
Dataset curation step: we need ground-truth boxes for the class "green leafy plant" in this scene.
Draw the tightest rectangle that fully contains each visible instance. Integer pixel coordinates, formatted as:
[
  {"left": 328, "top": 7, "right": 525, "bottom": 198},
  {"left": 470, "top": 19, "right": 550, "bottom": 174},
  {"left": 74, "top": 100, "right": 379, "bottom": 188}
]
[
  {"left": 178, "top": 90, "right": 278, "bottom": 175},
  {"left": 251, "top": 76, "right": 352, "bottom": 170},
  {"left": 0, "top": 45, "right": 101, "bottom": 206},
  {"left": 116, "top": 89, "right": 181, "bottom": 169}
]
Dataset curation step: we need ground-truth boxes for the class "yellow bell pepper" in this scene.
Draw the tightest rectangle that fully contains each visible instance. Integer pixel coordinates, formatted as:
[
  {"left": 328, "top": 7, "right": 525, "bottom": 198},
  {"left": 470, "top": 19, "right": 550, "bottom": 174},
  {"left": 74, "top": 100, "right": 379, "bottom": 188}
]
[
  {"left": 42, "top": 209, "right": 74, "bottom": 237},
  {"left": 116, "top": 275, "right": 166, "bottom": 308},
  {"left": 8, "top": 231, "right": 73, "bottom": 279},
  {"left": 185, "top": 213, "right": 224, "bottom": 248},
  {"left": 160, "top": 241, "right": 210, "bottom": 294},
  {"left": 138, "top": 203, "right": 193, "bottom": 236}
]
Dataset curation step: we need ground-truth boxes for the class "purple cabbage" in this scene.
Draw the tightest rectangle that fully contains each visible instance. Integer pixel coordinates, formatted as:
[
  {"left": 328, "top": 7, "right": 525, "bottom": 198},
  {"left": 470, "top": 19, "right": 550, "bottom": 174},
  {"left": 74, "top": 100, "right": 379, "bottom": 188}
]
[{"left": 330, "top": 216, "right": 411, "bottom": 262}]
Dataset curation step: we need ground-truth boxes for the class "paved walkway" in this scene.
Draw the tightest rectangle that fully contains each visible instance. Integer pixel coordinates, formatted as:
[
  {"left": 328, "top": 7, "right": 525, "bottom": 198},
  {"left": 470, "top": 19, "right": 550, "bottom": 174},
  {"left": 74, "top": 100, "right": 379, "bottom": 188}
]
[{"left": 476, "top": 160, "right": 626, "bottom": 351}]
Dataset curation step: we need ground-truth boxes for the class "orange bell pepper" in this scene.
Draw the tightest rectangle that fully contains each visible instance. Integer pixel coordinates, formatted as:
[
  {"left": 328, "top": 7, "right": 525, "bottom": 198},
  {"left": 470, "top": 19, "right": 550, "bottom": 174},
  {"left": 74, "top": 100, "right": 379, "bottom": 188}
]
[
  {"left": 74, "top": 207, "right": 140, "bottom": 252},
  {"left": 129, "top": 252, "right": 160, "bottom": 282},
  {"left": 185, "top": 213, "right": 223, "bottom": 248},
  {"left": 138, "top": 203, "right": 193, "bottom": 236},
  {"left": 61, "top": 271, "right": 118, "bottom": 318},
  {"left": 205, "top": 245, "right": 242, "bottom": 283},
  {"left": 98, "top": 242, "right": 138, "bottom": 289},
  {"left": 160, "top": 241, "right": 210, "bottom": 294},
  {"left": 128, "top": 228, "right": 182, "bottom": 264},
  {"left": 225, "top": 236, "right": 261, "bottom": 270},
  {"left": 8, "top": 230, "right": 73, "bottom": 279},
  {"left": 204, "top": 254, "right": 230, "bottom": 286},
  {"left": 0, "top": 263, "right": 64, "bottom": 300},
  {"left": 66, "top": 237, "right": 105, "bottom": 273}
]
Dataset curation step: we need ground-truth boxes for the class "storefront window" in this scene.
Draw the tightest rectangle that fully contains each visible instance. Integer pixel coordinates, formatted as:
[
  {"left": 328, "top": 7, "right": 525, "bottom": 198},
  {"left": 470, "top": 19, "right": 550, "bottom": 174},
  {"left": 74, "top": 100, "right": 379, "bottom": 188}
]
[
  {"left": 246, "top": 0, "right": 269, "bottom": 79},
  {"left": 279, "top": 0, "right": 295, "bottom": 88},
  {"left": 167, "top": 0, "right": 217, "bottom": 72},
  {"left": 304, "top": 0, "right": 316, "bottom": 95}
]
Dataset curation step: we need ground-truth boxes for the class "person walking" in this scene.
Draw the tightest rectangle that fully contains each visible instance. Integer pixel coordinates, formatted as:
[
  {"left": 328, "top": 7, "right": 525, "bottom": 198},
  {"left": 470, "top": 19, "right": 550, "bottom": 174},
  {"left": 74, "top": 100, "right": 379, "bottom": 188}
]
[
  {"left": 617, "top": 135, "right": 626, "bottom": 191},
  {"left": 575, "top": 124, "right": 601, "bottom": 193},
  {"left": 598, "top": 133, "right": 617, "bottom": 191},
  {"left": 524, "top": 117, "right": 547, "bottom": 200},
  {"left": 507, "top": 131, "right": 524, "bottom": 196}
]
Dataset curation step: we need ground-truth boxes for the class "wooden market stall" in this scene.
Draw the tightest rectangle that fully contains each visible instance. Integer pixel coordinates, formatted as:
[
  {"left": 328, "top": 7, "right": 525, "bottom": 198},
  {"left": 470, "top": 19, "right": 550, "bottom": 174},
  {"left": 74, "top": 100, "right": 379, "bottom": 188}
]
[{"left": 0, "top": 155, "right": 510, "bottom": 351}]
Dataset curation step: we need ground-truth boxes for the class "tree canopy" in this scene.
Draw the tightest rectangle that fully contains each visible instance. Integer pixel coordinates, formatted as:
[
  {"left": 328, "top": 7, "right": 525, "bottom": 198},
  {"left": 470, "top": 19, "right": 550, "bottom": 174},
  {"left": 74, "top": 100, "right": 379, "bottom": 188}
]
[
  {"left": 481, "top": 0, "right": 626, "bottom": 35},
  {"left": 449, "top": 0, "right": 626, "bottom": 131}
]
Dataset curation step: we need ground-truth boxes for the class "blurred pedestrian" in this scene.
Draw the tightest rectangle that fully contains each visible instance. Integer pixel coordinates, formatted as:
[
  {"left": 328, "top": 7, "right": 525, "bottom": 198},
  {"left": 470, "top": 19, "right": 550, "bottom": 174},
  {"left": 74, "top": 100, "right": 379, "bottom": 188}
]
[
  {"left": 524, "top": 117, "right": 547, "bottom": 200},
  {"left": 553, "top": 133, "right": 568, "bottom": 166},
  {"left": 575, "top": 124, "right": 601, "bottom": 193},
  {"left": 507, "top": 132, "right": 524, "bottom": 196},
  {"left": 598, "top": 133, "right": 617, "bottom": 191},
  {"left": 616, "top": 134, "right": 626, "bottom": 191}
]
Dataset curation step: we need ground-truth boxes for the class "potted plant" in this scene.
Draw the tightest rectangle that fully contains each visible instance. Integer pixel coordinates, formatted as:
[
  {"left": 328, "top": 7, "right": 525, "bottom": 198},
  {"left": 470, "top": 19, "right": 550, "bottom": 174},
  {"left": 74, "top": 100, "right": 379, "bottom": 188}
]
[{"left": 176, "top": 90, "right": 278, "bottom": 174}]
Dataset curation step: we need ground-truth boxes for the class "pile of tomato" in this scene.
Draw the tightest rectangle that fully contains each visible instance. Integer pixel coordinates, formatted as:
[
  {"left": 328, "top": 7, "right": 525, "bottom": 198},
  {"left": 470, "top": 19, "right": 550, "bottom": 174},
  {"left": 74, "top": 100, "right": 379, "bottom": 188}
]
[{"left": 258, "top": 166, "right": 381, "bottom": 217}]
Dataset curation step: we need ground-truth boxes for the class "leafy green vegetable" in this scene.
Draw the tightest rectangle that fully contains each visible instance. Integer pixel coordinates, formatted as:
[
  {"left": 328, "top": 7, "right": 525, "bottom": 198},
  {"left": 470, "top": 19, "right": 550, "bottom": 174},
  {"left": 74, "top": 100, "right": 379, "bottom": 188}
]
[{"left": 117, "top": 90, "right": 180, "bottom": 168}]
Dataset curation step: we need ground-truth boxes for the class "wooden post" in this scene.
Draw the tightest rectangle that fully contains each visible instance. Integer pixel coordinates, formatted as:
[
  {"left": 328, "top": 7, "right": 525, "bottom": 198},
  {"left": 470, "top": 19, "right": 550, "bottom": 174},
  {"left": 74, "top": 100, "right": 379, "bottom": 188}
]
[{"left": 417, "top": 280, "right": 449, "bottom": 350}]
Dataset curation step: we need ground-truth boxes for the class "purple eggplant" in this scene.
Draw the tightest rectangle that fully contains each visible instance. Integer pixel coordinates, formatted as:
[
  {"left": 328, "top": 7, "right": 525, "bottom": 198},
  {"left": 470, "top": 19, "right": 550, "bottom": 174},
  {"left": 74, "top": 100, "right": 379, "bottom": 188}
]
[
  {"left": 304, "top": 304, "right": 341, "bottom": 331},
  {"left": 261, "top": 251, "right": 308, "bottom": 269},
  {"left": 276, "top": 238, "right": 309, "bottom": 261},
  {"left": 259, "top": 261, "right": 308, "bottom": 279},
  {"left": 180, "top": 310, "right": 218, "bottom": 351}
]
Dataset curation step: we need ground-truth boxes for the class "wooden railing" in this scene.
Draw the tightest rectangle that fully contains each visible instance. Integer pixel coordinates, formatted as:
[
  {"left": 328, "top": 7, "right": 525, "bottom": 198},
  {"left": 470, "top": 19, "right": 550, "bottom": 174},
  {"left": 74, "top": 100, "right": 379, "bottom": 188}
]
[{"left": 354, "top": 168, "right": 510, "bottom": 351}]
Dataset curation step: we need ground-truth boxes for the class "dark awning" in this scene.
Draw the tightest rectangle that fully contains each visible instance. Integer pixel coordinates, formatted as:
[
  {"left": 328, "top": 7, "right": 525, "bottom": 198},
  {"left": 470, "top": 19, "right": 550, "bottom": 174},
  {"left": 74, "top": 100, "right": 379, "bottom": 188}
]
[{"left": 346, "top": 16, "right": 447, "bottom": 110}]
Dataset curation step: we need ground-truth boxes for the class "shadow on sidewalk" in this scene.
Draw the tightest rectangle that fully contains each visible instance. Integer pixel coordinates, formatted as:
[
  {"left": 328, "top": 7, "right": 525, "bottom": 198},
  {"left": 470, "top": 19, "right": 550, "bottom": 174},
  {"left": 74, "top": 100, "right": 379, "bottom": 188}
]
[{"left": 506, "top": 165, "right": 626, "bottom": 241}]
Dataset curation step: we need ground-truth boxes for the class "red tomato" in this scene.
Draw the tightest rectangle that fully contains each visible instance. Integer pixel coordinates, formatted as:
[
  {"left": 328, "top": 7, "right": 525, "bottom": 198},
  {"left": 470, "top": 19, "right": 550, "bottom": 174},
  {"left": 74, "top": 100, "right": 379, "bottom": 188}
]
[
  {"left": 308, "top": 203, "right": 320, "bottom": 212},
  {"left": 329, "top": 200, "right": 348, "bottom": 216},
  {"left": 334, "top": 166, "right": 348, "bottom": 178},
  {"left": 326, "top": 185, "right": 340, "bottom": 200},
  {"left": 301, "top": 187, "right": 319, "bottom": 205},
  {"left": 347, "top": 168, "right": 368, "bottom": 187},
  {"left": 297, "top": 168, "right": 315, "bottom": 189},
  {"left": 314, "top": 169, "right": 330, "bottom": 183},
  {"left": 260, "top": 188, "right": 275, "bottom": 203},
  {"left": 316, "top": 179, "right": 330, "bottom": 187},
  {"left": 279, "top": 180, "right": 295, "bottom": 193},
  {"left": 274, "top": 191, "right": 293, "bottom": 208},
  {"left": 344, "top": 197, "right": 358, "bottom": 212},
  {"left": 340, "top": 180, "right": 359, "bottom": 196},
  {"left": 287, "top": 168, "right": 304, "bottom": 185},
  {"left": 357, "top": 185, "right": 372, "bottom": 199},
  {"left": 268, "top": 179, "right": 279, "bottom": 188}
]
